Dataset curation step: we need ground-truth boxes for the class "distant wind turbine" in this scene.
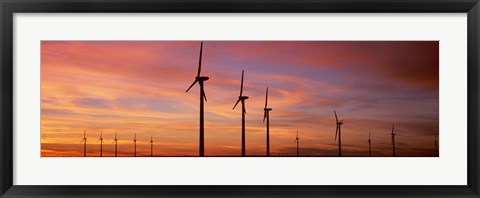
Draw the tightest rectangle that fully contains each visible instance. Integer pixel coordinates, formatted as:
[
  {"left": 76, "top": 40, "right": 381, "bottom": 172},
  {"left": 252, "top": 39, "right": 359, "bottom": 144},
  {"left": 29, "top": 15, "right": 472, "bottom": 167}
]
[
  {"left": 368, "top": 132, "right": 372, "bottom": 157},
  {"left": 80, "top": 130, "right": 87, "bottom": 157},
  {"left": 434, "top": 134, "right": 438, "bottom": 156},
  {"left": 96, "top": 131, "right": 104, "bottom": 157},
  {"left": 112, "top": 131, "right": 118, "bottom": 157},
  {"left": 334, "top": 110, "right": 343, "bottom": 157},
  {"left": 233, "top": 70, "right": 249, "bottom": 157},
  {"left": 294, "top": 130, "right": 300, "bottom": 157},
  {"left": 185, "top": 41, "right": 209, "bottom": 157},
  {"left": 391, "top": 124, "right": 396, "bottom": 157},
  {"left": 133, "top": 132, "right": 137, "bottom": 157},
  {"left": 263, "top": 87, "right": 272, "bottom": 157},
  {"left": 150, "top": 135, "right": 154, "bottom": 157}
]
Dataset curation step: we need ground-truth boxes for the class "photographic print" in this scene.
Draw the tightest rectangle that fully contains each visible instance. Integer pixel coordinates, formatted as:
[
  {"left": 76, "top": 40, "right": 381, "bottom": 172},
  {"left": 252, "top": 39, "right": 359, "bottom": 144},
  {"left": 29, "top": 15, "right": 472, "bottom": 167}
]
[{"left": 41, "top": 41, "right": 439, "bottom": 157}]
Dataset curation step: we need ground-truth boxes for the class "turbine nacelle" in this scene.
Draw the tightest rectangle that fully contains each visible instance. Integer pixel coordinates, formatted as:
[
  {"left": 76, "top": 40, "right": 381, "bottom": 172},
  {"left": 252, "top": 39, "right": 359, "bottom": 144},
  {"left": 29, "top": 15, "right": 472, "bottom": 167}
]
[
  {"left": 264, "top": 108, "right": 272, "bottom": 111},
  {"left": 239, "top": 96, "right": 249, "bottom": 100},
  {"left": 196, "top": 76, "right": 209, "bottom": 81}
]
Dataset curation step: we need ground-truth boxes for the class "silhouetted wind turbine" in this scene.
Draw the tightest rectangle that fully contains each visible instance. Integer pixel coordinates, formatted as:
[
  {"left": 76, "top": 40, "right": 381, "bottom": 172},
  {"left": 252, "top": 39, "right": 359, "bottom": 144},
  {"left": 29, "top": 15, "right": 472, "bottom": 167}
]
[
  {"left": 233, "top": 70, "right": 249, "bottom": 157},
  {"left": 96, "top": 131, "right": 104, "bottom": 157},
  {"left": 391, "top": 124, "right": 396, "bottom": 157},
  {"left": 263, "top": 87, "right": 272, "bottom": 157},
  {"left": 434, "top": 134, "right": 438, "bottom": 156},
  {"left": 294, "top": 130, "right": 300, "bottom": 156},
  {"left": 334, "top": 110, "right": 343, "bottom": 157},
  {"left": 80, "top": 130, "right": 87, "bottom": 157},
  {"left": 150, "top": 135, "right": 154, "bottom": 157},
  {"left": 133, "top": 132, "right": 137, "bottom": 157},
  {"left": 186, "top": 41, "right": 209, "bottom": 157},
  {"left": 368, "top": 132, "right": 372, "bottom": 157},
  {"left": 112, "top": 131, "right": 118, "bottom": 157}
]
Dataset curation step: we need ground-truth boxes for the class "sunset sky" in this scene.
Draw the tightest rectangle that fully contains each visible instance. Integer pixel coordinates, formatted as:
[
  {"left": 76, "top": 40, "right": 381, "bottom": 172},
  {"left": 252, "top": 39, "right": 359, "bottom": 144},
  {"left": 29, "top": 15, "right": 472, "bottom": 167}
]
[{"left": 41, "top": 41, "right": 439, "bottom": 157}]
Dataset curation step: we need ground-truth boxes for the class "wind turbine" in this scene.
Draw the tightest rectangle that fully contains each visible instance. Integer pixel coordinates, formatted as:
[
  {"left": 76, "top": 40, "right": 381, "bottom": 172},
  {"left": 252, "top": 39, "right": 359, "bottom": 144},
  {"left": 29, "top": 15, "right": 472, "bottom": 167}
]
[
  {"left": 96, "top": 131, "right": 104, "bottom": 157},
  {"left": 112, "top": 131, "right": 118, "bottom": 157},
  {"left": 334, "top": 110, "right": 343, "bottom": 157},
  {"left": 150, "top": 135, "right": 154, "bottom": 157},
  {"left": 80, "top": 130, "right": 87, "bottom": 157},
  {"left": 391, "top": 124, "right": 396, "bottom": 157},
  {"left": 294, "top": 130, "right": 300, "bottom": 156},
  {"left": 368, "top": 132, "right": 372, "bottom": 157},
  {"left": 233, "top": 70, "right": 249, "bottom": 157},
  {"left": 133, "top": 132, "right": 137, "bottom": 157},
  {"left": 263, "top": 87, "right": 272, "bottom": 157},
  {"left": 186, "top": 41, "right": 209, "bottom": 157},
  {"left": 434, "top": 134, "right": 438, "bottom": 156}
]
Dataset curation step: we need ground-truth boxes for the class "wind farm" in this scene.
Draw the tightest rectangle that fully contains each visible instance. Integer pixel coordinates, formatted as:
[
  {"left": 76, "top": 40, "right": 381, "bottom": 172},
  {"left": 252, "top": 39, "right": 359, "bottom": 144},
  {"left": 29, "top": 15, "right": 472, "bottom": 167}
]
[{"left": 40, "top": 41, "right": 440, "bottom": 157}]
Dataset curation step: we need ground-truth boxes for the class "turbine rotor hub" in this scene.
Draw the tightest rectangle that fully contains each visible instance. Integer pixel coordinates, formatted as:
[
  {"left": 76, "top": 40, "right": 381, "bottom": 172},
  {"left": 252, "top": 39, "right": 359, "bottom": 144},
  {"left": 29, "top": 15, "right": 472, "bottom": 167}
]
[{"left": 239, "top": 96, "right": 249, "bottom": 100}]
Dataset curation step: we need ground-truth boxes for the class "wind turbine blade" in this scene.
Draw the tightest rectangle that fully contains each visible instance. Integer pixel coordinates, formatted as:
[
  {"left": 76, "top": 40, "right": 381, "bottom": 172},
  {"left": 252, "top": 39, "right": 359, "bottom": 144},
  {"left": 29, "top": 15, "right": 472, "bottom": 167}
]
[
  {"left": 185, "top": 80, "right": 198, "bottom": 93},
  {"left": 264, "top": 87, "right": 268, "bottom": 108},
  {"left": 240, "top": 70, "right": 244, "bottom": 96},
  {"left": 96, "top": 139, "right": 100, "bottom": 143},
  {"left": 232, "top": 99, "right": 240, "bottom": 110},
  {"left": 334, "top": 110, "right": 338, "bottom": 123},
  {"left": 80, "top": 139, "right": 84, "bottom": 144},
  {"left": 197, "top": 42, "right": 203, "bottom": 77},
  {"left": 202, "top": 89, "right": 207, "bottom": 102},
  {"left": 263, "top": 111, "right": 266, "bottom": 123},
  {"left": 243, "top": 100, "right": 246, "bottom": 114},
  {"left": 335, "top": 125, "right": 338, "bottom": 141}
]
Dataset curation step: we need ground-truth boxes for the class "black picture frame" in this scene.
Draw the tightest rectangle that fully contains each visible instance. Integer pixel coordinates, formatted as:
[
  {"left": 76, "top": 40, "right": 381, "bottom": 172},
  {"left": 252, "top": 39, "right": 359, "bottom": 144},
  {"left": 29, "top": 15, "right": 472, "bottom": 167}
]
[{"left": 1, "top": 0, "right": 479, "bottom": 197}]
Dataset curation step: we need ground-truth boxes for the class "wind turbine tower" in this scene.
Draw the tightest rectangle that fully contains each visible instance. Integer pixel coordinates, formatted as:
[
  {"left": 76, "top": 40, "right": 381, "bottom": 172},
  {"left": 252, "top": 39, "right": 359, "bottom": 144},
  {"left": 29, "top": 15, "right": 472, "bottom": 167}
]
[
  {"left": 295, "top": 130, "right": 300, "bottom": 156},
  {"left": 368, "top": 132, "right": 372, "bottom": 157},
  {"left": 150, "top": 135, "right": 154, "bottom": 157},
  {"left": 80, "top": 130, "right": 87, "bottom": 157},
  {"left": 233, "top": 70, "right": 249, "bottom": 157},
  {"left": 112, "top": 131, "right": 118, "bottom": 157},
  {"left": 263, "top": 87, "right": 272, "bottom": 157},
  {"left": 391, "top": 124, "right": 396, "bottom": 157},
  {"left": 96, "top": 131, "right": 104, "bottom": 157},
  {"left": 334, "top": 110, "right": 344, "bottom": 157},
  {"left": 186, "top": 41, "right": 209, "bottom": 157},
  {"left": 133, "top": 132, "right": 137, "bottom": 157}
]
